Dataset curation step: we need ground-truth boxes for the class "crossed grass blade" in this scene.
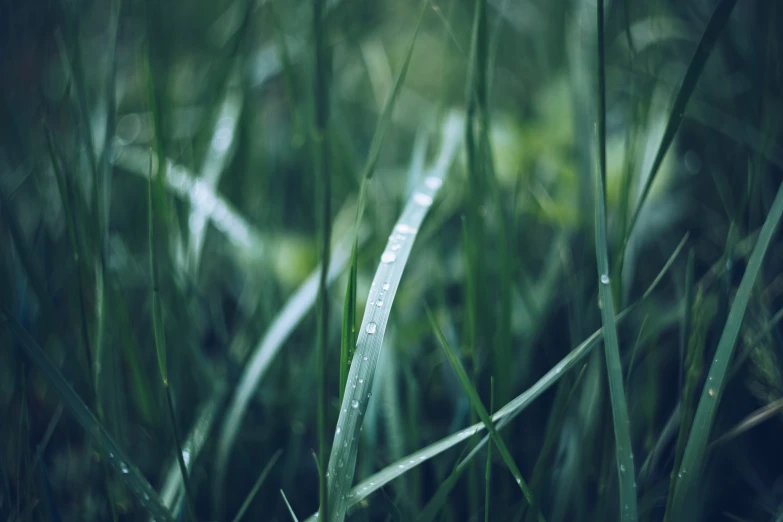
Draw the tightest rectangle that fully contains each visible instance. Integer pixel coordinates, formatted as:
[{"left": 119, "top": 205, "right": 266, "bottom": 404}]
[
  {"left": 0, "top": 312, "right": 175, "bottom": 522},
  {"left": 340, "top": 0, "right": 430, "bottom": 399},
  {"left": 669, "top": 177, "right": 783, "bottom": 521},
  {"left": 300, "top": 234, "right": 687, "bottom": 519},
  {"left": 322, "top": 110, "right": 462, "bottom": 522}
]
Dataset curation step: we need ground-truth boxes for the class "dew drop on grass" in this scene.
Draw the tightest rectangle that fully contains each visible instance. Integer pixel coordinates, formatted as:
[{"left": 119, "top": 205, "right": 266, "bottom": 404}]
[
  {"left": 425, "top": 176, "right": 442, "bottom": 189},
  {"left": 383, "top": 282, "right": 390, "bottom": 290},
  {"left": 414, "top": 193, "right": 433, "bottom": 206},
  {"left": 359, "top": 378, "right": 364, "bottom": 384},
  {"left": 708, "top": 388, "right": 716, "bottom": 397},
  {"left": 366, "top": 322, "right": 378, "bottom": 334},
  {"left": 336, "top": 426, "right": 341, "bottom": 434},
  {"left": 395, "top": 224, "right": 417, "bottom": 234},
  {"left": 620, "top": 464, "right": 626, "bottom": 473},
  {"left": 120, "top": 463, "right": 129, "bottom": 474},
  {"left": 363, "top": 356, "right": 368, "bottom": 361},
  {"left": 376, "top": 299, "right": 384, "bottom": 307},
  {"left": 381, "top": 251, "right": 397, "bottom": 263},
  {"left": 600, "top": 274, "right": 610, "bottom": 284},
  {"left": 351, "top": 399, "right": 359, "bottom": 409}
]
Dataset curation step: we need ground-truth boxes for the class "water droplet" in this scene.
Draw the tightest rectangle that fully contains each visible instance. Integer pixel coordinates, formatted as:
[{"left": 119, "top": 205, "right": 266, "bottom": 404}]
[
  {"left": 620, "top": 464, "right": 626, "bottom": 472},
  {"left": 383, "top": 282, "right": 390, "bottom": 290},
  {"left": 408, "top": 460, "right": 415, "bottom": 465},
  {"left": 351, "top": 399, "right": 359, "bottom": 409},
  {"left": 359, "top": 378, "right": 364, "bottom": 384},
  {"left": 120, "top": 463, "right": 129, "bottom": 474},
  {"left": 363, "top": 356, "right": 368, "bottom": 361},
  {"left": 414, "top": 193, "right": 433, "bottom": 206},
  {"left": 376, "top": 299, "right": 384, "bottom": 307},
  {"left": 366, "top": 322, "right": 378, "bottom": 334},
  {"left": 708, "top": 388, "right": 716, "bottom": 397},
  {"left": 425, "top": 176, "right": 442, "bottom": 190},
  {"left": 395, "top": 224, "right": 416, "bottom": 234},
  {"left": 398, "top": 464, "right": 405, "bottom": 469},
  {"left": 336, "top": 426, "right": 342, "bottom": 434},
  {"left": 600, "top": 274, "right": 610, "bottom": 284},
  {"left": 381, "top": 251, "right": 397, "bottom": 263},
  {"left": 516, "top": 478, "right": 522, "bottom": 485}
]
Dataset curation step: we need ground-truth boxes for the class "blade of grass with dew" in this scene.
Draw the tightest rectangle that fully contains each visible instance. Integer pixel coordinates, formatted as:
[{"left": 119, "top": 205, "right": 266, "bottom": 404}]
[
  {"left": 110, "top": 146, "right": 265, "bottom": 255},
  {"left": 229, "top": 450, "right": 282, "bottom": 522},
  {"left": 340, "top": 0, "right": 430, "bottom": 400},
  {"left": 485, "top": 377, "right": 494, "bottom": 522},
  {"left": 427, "top": 307, "right": 543, "bottom": 521},
  {"left": 325, "top": 109, "right": 461, "bottom": 522},
  {"left": 707, "top": 398, "right": 783, "bottom": 452},
  {"left": 0, "top": 312, "right": 175, "bottom": 522},
  {"left": 147, "top": 157, "right": 196, "bottom": 521},
  {"left": 312, "top": 0, "right": 331, "bottom": 519},
  {"left": 669, "top": 179, "right": 783, "bottom": 521},
  {"left": 596, "top": 0, "right": 637, "bottom": 518},
  {"left": 623, "top": 0, "right": 738, "bottom": 244},
  {"left": 300, "top": 234, "right": 688, "bottom": 519}
]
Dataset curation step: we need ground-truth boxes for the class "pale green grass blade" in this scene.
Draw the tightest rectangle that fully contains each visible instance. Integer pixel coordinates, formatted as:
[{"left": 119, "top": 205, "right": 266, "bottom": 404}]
[
  {"left": 427, "top": 308, "right": 543, "bottom": 520},
  {"left": 624, "top": 0, "right": 738, "bottom": 242},
  {"left": 340, "top": 0, "right": 429, "bottom": 398},
  {"left": 281, "top": 490, "right": 300, "bottom": 522},
  {"left": 325, "top": 111, "right": 461, "bottom": 522},
  {"left": 670, "top": 179, "right": 783, "bottom": 520},
  {"left": 230, "top": 449, "right": 282, "bottom": 522},
  {"left": 301, "top": 234, "right": 687, "bottom": 520},
  {"left": 596, "top": 0, "right": 637, "bottom": 518},
  {"left": 0, "top": 312, "right": 174, "bottom": 522},
  {"left": 186, "top": 85, "right": 243, "bottom": 274}
]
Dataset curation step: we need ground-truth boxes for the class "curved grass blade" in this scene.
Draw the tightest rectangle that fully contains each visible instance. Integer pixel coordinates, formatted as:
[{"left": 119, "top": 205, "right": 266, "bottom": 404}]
[
  {"left": 230, "top": 449, "right": 282, "bottom": 522},
  {"left": 669, "top": 179, "right": 783, "bottom": 521},
  {"left": 301, "top": 233, "right": 687, "bottom": 520},
  {"left": 624, "top": 0, "right": 738, "bottom": 243},
  {"left": 427, "top": 308, "right": 543, "bottom": 521},
  {"left": 0, "top": 312, "right": 175, "bottom": 522},
  {"left": 340, "top": 0, "right": 430, "bottom": 399},
  {"left": 596, "top": 0, "right": 637, "bottom": 518},
  {"left": 325, "top": 109, "right": 461, "bottom": 522}
]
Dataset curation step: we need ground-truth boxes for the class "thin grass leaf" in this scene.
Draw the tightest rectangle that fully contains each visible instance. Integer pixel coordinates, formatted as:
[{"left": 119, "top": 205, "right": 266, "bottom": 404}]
[
  {"left": 325, "top": 110, "right": 461, "bottom": 522},
  {"left": 596, "top": 0, "right": 637, "bottom": 518},
  {"left": 300, "top": 234, "right": 687, "bottom": 519},
  {"left": 484, "top": 377, "right": 494, "bottom": 522},
  {"left": 340, "top": 0, "right": 430, "bottom": 399},
  {"left": 428, "top": 308, "right": 542, "bottom": 520},
  {"left": 624, "top": 0, "right": 738, "bottom": 243},
  {"left": 230, "top": 450, "right": 282, "bottom": 522},
  {"left": 707, "top": 398, "right": 783, "bottom": 451},
  {"left": 281, "top": 490, "right": 300, "bottom": 522},
  {"left": 670, "top": 179, "right": 783, "bottom": 520},
  {"left": 0, "top": 312, "right": 175, "bottom": 522}
]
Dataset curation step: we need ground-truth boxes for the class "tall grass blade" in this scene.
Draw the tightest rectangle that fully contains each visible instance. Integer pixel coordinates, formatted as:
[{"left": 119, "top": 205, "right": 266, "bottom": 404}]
[
  {"left": 301, "top": 234, "right": 686, "bottom": 519},
  {"left": 596, "top": 0, "right": 637, "bottom": 518},
  {"left": 624, "top": 0, "right": 738, "bottom": 242},
  {"left": 340, "top": 0, "right": 430, "bottom": 399},
  {"left": 0, "top": 312, "right": 175, "bottom": 522},
  {"left": 324, "top": 111, "right": 461, "bottom": 522},
  {"left": 230, "top": 449, "right": 282, "bottom": 522},
  {"left": 281, "top": 490, "right": 301, "bottom": 522},
  {"left": 427, "top": 308, "right": 543, "bottom": 521},
  {"left": 670, "top": 179, "right": 783, "bottom": 520}
]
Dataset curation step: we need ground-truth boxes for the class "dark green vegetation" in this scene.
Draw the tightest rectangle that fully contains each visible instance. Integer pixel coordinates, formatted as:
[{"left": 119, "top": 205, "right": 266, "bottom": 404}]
[{"left": 2, "top": 0, "right": 783, "bottom": 521}]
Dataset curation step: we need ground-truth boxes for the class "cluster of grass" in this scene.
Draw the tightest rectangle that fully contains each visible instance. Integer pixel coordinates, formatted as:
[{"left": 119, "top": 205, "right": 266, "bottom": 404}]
[{"left": 2, "top": 0, "right": 783, "bottom": 521}]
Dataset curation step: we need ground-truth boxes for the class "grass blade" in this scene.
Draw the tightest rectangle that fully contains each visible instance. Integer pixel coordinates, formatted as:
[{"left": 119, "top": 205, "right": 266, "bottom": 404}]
[
  {"left": 281, "top": 490, "right": 300, "bottom": 522},
  {"left": 624, "top": 0, "right": 738, "bottom": 243},
  {"left": 669, "top": 178, "right": 783, "bottom": 520},
  {"left": 302, "top": 233, "right": 687, "bottom": 520},
  {"left": 230, "top": 450, "right": 282, "bottom": 522},
  {"left": 340, "top": 0, "right": 430, "bottom": 399},
  {"left": 0, "top": 312, "right": 175, "bottom": 522},
  {"left": 325, "top": 110, "right": 461, "bottom": 522},
  {"left": 596, "top": 0, "right": 637, "bottom": 519},
  {"left": 427, "top": 308, "right": 543, "bottom": 521}
]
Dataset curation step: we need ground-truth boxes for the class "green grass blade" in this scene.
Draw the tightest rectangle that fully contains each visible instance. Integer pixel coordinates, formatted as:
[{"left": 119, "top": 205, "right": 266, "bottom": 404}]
[
  {"left": 230, "top": 449, "right": 282, "bottom": 522},
  {"left": 624, "top": 0, "right": 738, "bottom": 242},
  {"left": 325, "top": 110, "right": 461, "bottom": 522},
  {"left": 596, "top": 0, "right": 637, "bottom": 519},
  {"left": 669, "top": 178, "right": 783, "bottom": 520},
  {"left": 0, "top": 312, "right": 175, "bottom": 522},
  {"left": 301, "top": 233, "right": 686, "bottom": 520},
  {"left": 340, "top": 0, "right": 429, "bottom": 400},
  {"left": 427, "top": 308, "right": 543, "bottom": 520},
  {"left": 281, "top": 490, "right": 301, "bottom": 522}
]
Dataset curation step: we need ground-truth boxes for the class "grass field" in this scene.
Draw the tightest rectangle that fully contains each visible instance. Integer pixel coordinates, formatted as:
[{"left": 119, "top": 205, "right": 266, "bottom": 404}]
[{"left": 2, "top": 0, "right": 783, "bottom": 521}]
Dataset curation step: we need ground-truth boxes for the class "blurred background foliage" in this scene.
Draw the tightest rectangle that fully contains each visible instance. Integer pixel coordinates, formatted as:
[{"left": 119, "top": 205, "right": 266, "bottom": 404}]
[{"left": 1, "top": 0, "right": 783, "bottom": 520}]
